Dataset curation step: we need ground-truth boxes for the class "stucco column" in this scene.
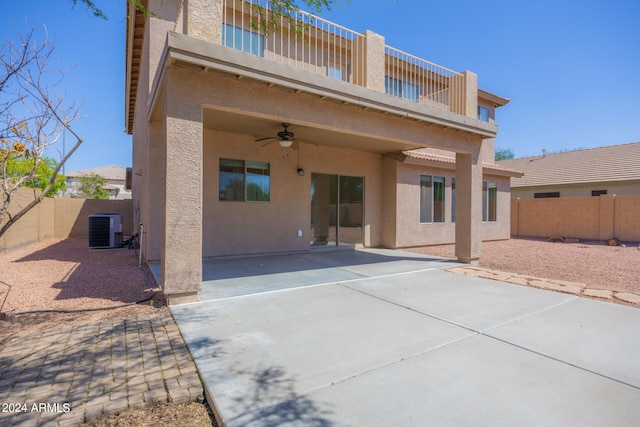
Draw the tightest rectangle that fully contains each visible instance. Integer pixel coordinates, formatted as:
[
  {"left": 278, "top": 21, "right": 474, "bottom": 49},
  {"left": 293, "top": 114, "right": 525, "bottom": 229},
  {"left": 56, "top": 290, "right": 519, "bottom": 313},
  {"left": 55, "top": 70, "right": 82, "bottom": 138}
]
[
  {"left": 455, "top": 145, "right": 484, "bottom": 264},
  {"left": 162, "top": 78, "right": 203, "bottom": 305},
  {"left": 362, "top": 30, "right": 386, "bottom": 93},
  {"left": 450, "top": 71, "right": 478, "bottom": 118},
  {"left": 462, "top": 71, "right": 478, "bottom": 119},
  {"left": 184, "top": 0, "right": 224, "bottom": 44},
  {"left": 146, "top": 121, "right": 165, "bottom": 262}
]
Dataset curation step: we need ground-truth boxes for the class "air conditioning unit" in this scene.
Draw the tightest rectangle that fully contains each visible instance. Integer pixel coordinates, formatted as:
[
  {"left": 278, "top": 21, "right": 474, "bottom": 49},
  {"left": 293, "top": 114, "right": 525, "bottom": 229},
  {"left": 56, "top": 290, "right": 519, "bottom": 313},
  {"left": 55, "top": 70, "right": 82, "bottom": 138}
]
[{"left": 88, "top": 213, "right": 123, "bottom": 249}]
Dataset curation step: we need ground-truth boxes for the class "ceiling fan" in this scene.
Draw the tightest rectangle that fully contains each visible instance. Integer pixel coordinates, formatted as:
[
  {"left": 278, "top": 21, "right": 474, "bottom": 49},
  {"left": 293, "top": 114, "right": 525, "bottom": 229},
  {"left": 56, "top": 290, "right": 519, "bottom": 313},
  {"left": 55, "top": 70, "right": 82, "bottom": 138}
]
[{"left": 255, "top": 122, "right": 296, "bottom": 148}]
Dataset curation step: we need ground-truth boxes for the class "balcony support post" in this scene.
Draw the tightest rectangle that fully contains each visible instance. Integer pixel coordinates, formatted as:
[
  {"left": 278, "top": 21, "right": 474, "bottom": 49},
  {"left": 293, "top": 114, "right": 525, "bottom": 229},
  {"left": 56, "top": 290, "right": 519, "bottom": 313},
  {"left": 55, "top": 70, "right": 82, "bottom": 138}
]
[
  {"left": 183, "top": 0, "right": 224, "bottom": 44},
  {"left": 362, "top": 30, "right": 386, "bottom": 93},
  {"left": 455, "top": 144, "right": 486, "bottom": 264},
  {"left": 462, "top": 70, "right": 478, "bottom": 119}
]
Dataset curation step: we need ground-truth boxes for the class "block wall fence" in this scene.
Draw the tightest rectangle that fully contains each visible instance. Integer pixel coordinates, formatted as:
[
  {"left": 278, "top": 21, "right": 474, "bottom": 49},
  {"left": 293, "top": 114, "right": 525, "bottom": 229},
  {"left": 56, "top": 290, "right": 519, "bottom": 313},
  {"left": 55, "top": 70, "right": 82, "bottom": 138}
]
[
  {"left": 1, "top": 189, "right": 134, "bottom": 255},
  {"left": 511, "top": 194, "right": 640, "bottom": 242}
]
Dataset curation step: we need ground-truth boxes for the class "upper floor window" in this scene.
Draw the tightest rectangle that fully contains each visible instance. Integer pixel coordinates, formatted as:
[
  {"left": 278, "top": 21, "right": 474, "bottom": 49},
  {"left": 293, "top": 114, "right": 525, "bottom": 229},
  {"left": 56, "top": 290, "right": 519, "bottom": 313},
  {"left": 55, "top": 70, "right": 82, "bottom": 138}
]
[
  {"left": 219, "top": 159, "right": 270, "bottom": 202},
  {"left": 385, "top": 76, "right": 419, "bottom": 101},
  {"left": 482, "top": 181, "right": 497, "bottom": 221},
  {"left": 327, "top": 54, "right": 350, "bottom": 81},
  {"left": 420, "top": 175, "right": 445, "bottom": 223},
  {"left": 222, "top": 24, "right": 264, "bottom": 57},
  {"left": 592, "top": 190, "right": 607, "bottom": 197},
  {"left": 534, "top": 192, "right": 560, "bottom": 199},
  {"left": 478, "top": 106, "right": 490, "bottom": 122}
]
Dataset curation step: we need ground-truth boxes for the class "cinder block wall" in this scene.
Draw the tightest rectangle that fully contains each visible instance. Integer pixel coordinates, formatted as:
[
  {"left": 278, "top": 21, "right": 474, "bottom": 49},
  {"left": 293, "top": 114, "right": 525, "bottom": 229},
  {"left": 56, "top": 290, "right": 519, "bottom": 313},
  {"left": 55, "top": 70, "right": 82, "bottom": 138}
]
[
  {"left": 615, "top": 195, "right": 640, "bottom": 241},
  {"left": 1, "top": 188, "right": 133, "bottom": 255},
  {"left": 511, "top": 194, "right": 640, "bottom": 242},
  {"left": 54, "top": 198, "right": 134, "bottom": 239}
]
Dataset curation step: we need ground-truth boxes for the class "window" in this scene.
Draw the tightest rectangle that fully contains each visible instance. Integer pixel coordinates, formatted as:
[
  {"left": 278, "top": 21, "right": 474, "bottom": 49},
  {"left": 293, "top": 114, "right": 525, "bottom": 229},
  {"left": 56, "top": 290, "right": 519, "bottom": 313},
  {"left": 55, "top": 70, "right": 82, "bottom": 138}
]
[
  {"left": 482, "top": 181, "right": 497, "bottom": 222},
  {"left": 222, "top": 24, "right": 264, "bottom": 57},
  {"left": 327, "top": 55, "right": 350, "bottom": 81},
  {"left": 477, "top": 106, "right": 490, "bottom": 122},
  {"left": 420, "top": 175, "right": 445, "bottom": 223},
  {"left": 592, "top": 190, "right": 607, "bottom": 197},
  {"left": 534, "top": 192, "right": 560, "bottom": 199},
  {"left": 219, "top": 159, "right": 270, "bottom": 201},
  {"left": 451, "top": 178, "right": 456, "bottom": 222},
  {"left": 385, "top": 76, "right": 419, "bottom": 101}
]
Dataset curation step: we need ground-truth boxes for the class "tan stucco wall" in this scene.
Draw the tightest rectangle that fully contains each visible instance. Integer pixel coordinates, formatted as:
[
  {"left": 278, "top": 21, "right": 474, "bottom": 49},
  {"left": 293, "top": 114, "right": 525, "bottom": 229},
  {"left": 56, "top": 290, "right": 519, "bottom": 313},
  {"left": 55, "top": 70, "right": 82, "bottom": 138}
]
[
  {"left": 511, "top": 194, "right": 640, "bottom": 242},
  {"left": 387, "top": 161, "right": 511, "bottom": 248},
  {"left": 510, "top": 181, "right": 640, "bottom": 199},
  {"left": 130, "top": 11, "right": 497, "bottom": 298},
  {"left": 203, "top": 129, "right": 382, "bottom": 257}
]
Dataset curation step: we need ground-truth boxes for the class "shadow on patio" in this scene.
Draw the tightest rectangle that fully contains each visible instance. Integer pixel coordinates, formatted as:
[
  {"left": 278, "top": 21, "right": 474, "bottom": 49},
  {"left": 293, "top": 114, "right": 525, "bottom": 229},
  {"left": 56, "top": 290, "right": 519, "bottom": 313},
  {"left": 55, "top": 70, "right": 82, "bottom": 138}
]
[{"left": 151, "top": 248, "right": 461, "bottom": 302}]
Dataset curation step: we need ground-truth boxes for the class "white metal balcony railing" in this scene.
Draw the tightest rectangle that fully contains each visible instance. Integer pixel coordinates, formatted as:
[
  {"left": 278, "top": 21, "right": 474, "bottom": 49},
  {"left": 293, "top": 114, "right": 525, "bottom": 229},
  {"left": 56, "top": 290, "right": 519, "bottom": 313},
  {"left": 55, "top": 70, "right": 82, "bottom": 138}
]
[
  {"left": 384, "top": 46, "right": 465, "bottom": 114},
  {"left": 220, "top": 0, "right": 464, "bottom": 114}
]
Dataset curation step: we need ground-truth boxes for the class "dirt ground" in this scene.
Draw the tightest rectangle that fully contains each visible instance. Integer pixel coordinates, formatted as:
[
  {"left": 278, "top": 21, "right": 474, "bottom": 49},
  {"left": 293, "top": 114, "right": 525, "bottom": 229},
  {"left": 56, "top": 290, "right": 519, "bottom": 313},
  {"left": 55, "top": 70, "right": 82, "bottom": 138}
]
[{"left": 1, "top": 237, "right": 638, "bottom": 426}]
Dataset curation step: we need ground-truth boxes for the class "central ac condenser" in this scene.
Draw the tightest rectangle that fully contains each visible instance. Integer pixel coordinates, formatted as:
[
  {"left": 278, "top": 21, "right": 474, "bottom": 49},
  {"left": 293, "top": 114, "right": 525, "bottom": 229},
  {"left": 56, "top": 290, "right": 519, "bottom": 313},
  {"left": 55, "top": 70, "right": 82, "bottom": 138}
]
[{"left": 88, "top": 213, "right": 123, "bottom": 248}]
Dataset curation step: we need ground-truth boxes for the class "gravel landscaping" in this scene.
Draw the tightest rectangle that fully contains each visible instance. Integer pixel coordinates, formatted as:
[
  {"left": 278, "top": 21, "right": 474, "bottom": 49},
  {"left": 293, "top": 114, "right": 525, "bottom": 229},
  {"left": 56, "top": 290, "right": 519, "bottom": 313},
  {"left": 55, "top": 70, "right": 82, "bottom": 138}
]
[{"left": 407, "top": 237, "right": 640, "bottom": 300}]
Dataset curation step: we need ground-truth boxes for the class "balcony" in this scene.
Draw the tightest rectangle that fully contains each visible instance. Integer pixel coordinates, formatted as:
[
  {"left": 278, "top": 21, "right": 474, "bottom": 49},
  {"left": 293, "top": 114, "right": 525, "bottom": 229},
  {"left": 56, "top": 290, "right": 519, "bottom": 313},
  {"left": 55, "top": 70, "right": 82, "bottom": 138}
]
[{"left": 219, "top": 0, "right": 472, "bottom": 117}]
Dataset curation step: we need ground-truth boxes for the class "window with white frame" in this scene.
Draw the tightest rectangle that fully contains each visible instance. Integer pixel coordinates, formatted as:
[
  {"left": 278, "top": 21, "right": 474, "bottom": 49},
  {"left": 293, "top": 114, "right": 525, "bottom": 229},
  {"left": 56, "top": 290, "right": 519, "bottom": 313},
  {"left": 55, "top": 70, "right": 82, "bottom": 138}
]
[
  {"left": 219, "top": 159, "right": 270, "bottom": 202},
  {"left": 477, "top": 106, "right": 490, "bottom": 122},
  {"left": 482, "top": 181, "right": 497, "bottom": 221},
  {"left": 420, "top": 175, "right": 445, "bottom": 223},
  {"left": 385, "top": 76, "right": 419, "bottom": 101},
  {"left": 222, "top": 24, "right": 264, "bottom": 57},
  {"left": 326, "top": 54, "right": 350, "bottom": 81}
]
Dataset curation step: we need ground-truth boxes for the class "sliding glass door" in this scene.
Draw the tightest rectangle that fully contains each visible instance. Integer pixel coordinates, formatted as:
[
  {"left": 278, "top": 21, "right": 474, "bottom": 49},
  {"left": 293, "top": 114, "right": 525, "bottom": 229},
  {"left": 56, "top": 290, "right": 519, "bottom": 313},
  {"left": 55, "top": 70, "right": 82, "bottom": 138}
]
[{"left": 310, "top": 173, "right": 363, "bottom": 247}]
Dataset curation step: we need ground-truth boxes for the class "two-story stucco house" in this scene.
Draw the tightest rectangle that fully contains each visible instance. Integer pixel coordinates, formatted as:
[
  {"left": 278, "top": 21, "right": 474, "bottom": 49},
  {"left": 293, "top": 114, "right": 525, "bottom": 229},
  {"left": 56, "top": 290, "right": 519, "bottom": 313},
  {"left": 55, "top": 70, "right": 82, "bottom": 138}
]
[{"left": 125, "top": 0, "right": 521, "bottom": 304}]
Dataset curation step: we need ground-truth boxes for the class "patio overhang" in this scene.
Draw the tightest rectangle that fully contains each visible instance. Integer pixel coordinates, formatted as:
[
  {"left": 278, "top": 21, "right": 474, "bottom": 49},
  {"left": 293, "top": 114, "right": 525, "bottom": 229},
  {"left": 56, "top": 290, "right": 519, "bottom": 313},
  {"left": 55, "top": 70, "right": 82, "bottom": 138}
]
[{"left": 147, "top": 32, "right": 499, "bottom": 154}]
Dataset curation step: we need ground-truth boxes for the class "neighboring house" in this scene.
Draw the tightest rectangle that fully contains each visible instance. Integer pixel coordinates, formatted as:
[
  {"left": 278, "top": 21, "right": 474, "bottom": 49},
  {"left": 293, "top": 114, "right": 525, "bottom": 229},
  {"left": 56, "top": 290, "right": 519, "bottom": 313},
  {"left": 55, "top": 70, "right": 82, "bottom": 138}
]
[
  {"left": 125, "top": 0, "right": 520, "bottom": 304},
  {"left": 65, "top": 165, "right": 132, "bottom": 200},
  {"left": 498, "top": 142, "right": 640, "bottom": 199}
]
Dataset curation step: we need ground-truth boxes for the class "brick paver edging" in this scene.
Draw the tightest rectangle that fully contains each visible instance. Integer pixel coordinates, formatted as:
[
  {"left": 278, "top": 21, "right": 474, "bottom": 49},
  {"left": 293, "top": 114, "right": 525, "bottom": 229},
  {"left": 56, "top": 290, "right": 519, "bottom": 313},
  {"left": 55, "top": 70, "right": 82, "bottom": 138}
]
[
  {"left": 0, "top": 313, "right": 203, "bottom": 426},
  {"left": 448, "top": 266, "right": 640, "bottom": 306}
]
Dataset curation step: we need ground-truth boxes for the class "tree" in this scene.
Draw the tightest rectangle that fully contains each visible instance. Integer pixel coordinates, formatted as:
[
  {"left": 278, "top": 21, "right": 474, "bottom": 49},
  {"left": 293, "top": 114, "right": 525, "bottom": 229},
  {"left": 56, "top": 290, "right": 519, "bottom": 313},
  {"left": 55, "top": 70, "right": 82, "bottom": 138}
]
[
  {"left": 76, "top": 0, "right": 334, "bottom": 18},
  {"left": 495, "top": 147, "right": 515, "bottom": 161},
  {"left": 77, "top": 0, "right": 336, "bottom": 33},
  {"left": 4, "top": 156, "right": 66, "bottom": 197},
  {"left": 74, "top": 174, "right": 109, "bottom": 199},
  {"left": 0, "top": 26, "right": 83, "bottom": 238}
]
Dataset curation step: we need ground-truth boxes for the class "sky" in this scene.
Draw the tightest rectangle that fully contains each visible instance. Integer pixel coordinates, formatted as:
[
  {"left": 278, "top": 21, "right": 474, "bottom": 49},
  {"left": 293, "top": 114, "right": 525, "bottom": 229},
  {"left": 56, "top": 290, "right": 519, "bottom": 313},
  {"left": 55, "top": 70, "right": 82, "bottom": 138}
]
[{"left": 1, "top": 0, "right": 639, "bottom": 172}]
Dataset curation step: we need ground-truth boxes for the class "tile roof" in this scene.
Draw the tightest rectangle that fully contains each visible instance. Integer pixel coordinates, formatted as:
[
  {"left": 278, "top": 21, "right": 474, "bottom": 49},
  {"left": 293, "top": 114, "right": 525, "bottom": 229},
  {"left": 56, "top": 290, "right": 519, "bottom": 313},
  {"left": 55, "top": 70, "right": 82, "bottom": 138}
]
[
  {"left": 478, "top": 89, "right": 510, "bottom": 107},
  {"left": 65, "top": 165, "right": 127, "bottom": 181},
  {"left": 497, "top": 142, "right": 640, "bottom": 187},
  {"left": 402, "top": 149, "right": 523, "bottom": 177}
]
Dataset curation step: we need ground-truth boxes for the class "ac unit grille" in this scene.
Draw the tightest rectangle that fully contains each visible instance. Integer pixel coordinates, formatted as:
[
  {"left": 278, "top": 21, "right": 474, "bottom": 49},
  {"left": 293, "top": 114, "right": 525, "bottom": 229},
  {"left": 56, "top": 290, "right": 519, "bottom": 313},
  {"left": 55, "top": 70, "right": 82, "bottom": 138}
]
[
  {"left": 88, "top": 214, "right": 123, "bottom": 249},
  {"left": 89, "top": 216, "right": 112, "bottom": 247}
]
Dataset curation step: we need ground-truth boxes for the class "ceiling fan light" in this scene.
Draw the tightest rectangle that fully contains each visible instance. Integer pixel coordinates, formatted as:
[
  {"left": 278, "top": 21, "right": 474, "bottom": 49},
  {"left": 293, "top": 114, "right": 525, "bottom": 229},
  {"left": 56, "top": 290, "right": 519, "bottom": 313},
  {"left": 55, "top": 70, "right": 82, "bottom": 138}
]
[{"left": 278, "top": 139, "right": 293, "bottom": 147}]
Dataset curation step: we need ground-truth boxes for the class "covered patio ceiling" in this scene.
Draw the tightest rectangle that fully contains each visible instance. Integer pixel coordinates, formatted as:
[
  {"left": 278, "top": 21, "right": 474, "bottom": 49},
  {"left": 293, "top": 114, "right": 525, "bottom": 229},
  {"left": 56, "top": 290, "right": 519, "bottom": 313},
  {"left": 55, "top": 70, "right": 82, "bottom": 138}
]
[{"left": 202, "top": 108, "right": 444, "bottom": 154}]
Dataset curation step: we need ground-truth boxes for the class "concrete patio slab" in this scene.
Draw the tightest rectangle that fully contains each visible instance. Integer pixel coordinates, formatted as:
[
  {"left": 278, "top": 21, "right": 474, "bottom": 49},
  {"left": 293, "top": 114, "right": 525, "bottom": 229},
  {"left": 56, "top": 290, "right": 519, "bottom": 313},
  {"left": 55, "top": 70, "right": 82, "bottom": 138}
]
[
  {"left": 232, "top": 335, "right": 640, "bottom": 427},
  {"left": 343, "top": 269, "right": 578, "bottom": 331},
  {"left": 170, "top": 249, "right": 640, "bottom": 426},
  {"left": 487, "top": 297, "right": 640, "bottom": 389},
  {"left": 190, "top": 249, "right": 456, "bottom": 301},
  {"left": 171, "top": 282, "right": 474, "bottom": 423}
]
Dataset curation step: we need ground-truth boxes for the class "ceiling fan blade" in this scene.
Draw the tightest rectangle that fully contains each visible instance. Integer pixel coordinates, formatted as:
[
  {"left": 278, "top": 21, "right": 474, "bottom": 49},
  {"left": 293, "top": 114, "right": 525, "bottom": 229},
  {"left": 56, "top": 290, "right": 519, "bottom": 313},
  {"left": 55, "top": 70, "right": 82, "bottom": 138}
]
[
  {"left": 255, "top": 136, "right": 276, "bottom": 142},
  {"left": 261, "top": 139, "right": 278, "bottom": 147}
]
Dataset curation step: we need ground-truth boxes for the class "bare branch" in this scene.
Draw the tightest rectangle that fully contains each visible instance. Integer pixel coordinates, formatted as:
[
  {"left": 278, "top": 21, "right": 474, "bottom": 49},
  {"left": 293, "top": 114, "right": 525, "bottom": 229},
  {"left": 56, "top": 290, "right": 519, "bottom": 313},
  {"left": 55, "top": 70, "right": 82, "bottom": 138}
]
[{"left": 0, "top": 23, "right": 84, "bottom": 238}]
